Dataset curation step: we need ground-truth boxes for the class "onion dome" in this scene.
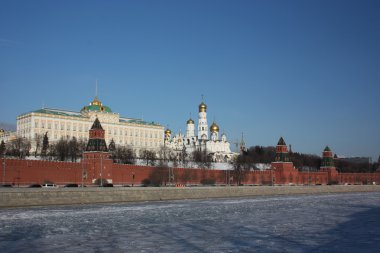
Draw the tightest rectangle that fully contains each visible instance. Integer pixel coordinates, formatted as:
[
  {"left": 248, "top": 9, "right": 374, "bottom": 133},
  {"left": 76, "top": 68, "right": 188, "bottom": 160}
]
[
  {"left": 81, "top": 96, "right": 112, "bottom": 113},
  {"left": 199, "top": 102, "right": 207, "bottom": 112},
  {"left": 210, "top": 122, "right": 219, "bottom": 133},
  {"left": 164, "top": 129, "right": 172, "bottom": 135},
  {"left": 186, "top": 118, "right": 194, "bottom": 124}
]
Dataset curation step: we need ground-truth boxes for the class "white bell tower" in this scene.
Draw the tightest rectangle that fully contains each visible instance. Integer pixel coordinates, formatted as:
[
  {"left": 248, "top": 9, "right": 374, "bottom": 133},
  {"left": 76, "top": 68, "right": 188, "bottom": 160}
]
[{"left": 198, "top": 97, "right": 208, "bottom": 140}]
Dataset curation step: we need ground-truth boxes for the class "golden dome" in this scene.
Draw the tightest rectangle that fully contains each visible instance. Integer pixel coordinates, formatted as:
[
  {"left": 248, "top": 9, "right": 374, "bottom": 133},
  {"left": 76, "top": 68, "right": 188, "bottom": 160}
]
[
  {"left": 186, "top": 118, "right": 194, "bottom": 124},
  {"left": 210, "top": 122, "right": 219, "bottom": 133},
  {"left": 165, "top": 129, "right": 172, "bottom": 135},
  {"left": 91, "top": 96, "right": 102, "bottom": 106},
  {"left": 199, "top": 102, "right": 207, "bottom": 112}
]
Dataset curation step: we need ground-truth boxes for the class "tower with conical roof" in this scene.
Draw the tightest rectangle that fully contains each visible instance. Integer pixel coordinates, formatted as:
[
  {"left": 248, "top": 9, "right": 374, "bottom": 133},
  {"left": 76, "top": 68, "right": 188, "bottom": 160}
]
[
  {"left": 321, "top": 146, "right": 334, "bottom": 168},
  {"left": 86, "top": 118, "right": 108, "bottom": 152},
  {"left": 271, "top": 137, "right": 298, "bottom": 185},
  {"left": 83, "top": 117, "right": 113, "bottom": 185},
  {"left": 198, "top": 96, "right": 208, "bottom": 140},
  {"left": 319, "top": 146, "right": 338, "bottom": 184},
  {"left": 274, "top": 137, "right": 290, "bottom": 162}
]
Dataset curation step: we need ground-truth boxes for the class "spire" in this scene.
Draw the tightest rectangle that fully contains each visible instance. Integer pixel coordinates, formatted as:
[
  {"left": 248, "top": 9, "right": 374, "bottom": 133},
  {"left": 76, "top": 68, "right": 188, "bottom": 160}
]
[
  {"left": 240, "top": 132, "right": 247, "bottom": 153},
  {"left": 91, "top": 117, "right": 103, "bottom": 130},
  {"left": 277, "top": 137, "right": 286, "bottom": 146},
  {"left": 86, "top": 118, "right": 108, "bottom": 152},
  {"left": 96, "top": 79, "right": 98, "bottom": 98}
]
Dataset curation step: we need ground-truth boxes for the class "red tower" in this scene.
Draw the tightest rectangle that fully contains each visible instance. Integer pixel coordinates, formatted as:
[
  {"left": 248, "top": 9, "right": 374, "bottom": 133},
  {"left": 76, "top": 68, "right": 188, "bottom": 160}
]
[
  {"left": 320, "top": 146, "right": 338, "bottom": 184},
  {"left": 271, "top": 137, "right": 298, "bottom": 185},
  {"left": 82, "top": 118, "right": 113, "bottom": 185}
]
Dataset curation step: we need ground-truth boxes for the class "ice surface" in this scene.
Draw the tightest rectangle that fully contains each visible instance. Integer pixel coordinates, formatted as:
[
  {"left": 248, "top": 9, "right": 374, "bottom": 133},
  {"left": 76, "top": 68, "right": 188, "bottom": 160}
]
[{"left": 0, "top": 193, "right": 379, "bottom": 252}]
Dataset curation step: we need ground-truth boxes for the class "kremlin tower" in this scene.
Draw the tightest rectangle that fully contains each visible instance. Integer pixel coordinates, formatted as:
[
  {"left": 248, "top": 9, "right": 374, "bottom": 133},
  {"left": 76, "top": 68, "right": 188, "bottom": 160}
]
[
  {"left": 274, "top": 137, "right": 290, "bottom": 162},
  {"left": 319, "top": 146, "right": 338, "bottom": 183},
  {"left": 83, "top": 117, "right": 113, "bottom": 184},
  {"left": 271, "top": 137, "right": 298, "bottom": 184}
]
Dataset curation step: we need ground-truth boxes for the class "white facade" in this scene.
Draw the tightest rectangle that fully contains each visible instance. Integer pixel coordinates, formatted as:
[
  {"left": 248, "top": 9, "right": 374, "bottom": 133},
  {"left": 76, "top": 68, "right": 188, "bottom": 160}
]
[
  {"left": 16, "top": 97, "right": 164, "bottom": 154},
  {"left": 0, "top": 129, "right": 16, "bottom": 143},
  {"left": 165, "top": 101, "right": 235, "bottom": 163}
]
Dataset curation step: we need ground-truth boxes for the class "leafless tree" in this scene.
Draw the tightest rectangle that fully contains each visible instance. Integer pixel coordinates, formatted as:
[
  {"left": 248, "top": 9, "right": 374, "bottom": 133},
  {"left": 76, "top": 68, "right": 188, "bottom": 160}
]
[
  {"left": 34, "top": 133, "right": 43, "bottom": 157},
  {"left": 141, "top": 149, "right": 156, "bottom": 166},
  {"left": 6, "top": 137, "right": 31, "bottom": 159}
]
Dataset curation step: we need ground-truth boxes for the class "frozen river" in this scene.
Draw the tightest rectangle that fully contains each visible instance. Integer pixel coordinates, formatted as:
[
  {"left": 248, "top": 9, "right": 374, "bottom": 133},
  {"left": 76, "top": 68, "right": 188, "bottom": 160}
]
[{"left": 1, "top": 192, "right": 380, "bottom": 252}]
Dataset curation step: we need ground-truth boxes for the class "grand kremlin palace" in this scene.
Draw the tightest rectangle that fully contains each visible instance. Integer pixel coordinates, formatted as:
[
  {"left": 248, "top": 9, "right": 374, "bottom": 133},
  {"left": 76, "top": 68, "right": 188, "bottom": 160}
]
[{"left": 16, "top": 97, "right": 164, "bottom": 153}]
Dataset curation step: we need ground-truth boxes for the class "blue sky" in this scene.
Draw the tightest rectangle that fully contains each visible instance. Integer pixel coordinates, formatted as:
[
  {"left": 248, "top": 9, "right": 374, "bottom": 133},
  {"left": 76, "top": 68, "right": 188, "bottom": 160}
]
[{"left": 1, "top": 0, "right": 379, "bottom": 160}]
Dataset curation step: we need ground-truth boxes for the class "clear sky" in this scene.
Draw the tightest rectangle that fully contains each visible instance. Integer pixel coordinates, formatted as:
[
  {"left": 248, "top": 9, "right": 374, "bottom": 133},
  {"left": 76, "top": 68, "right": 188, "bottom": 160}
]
[{"left": 1, "top": 0, "right": 379, "bottom": 160}]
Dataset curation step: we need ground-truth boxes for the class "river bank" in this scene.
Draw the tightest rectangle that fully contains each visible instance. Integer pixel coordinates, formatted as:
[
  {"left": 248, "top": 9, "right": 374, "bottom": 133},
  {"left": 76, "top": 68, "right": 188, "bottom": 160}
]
[{"left": 1, "top": 185, "right": 380, "bottom": 208}]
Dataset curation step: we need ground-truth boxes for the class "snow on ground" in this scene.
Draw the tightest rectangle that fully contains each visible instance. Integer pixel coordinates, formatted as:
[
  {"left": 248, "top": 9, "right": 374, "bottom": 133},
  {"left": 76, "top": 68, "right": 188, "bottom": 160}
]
[{"left": 1, "top": 192, "right": 380, "bottom": 252}]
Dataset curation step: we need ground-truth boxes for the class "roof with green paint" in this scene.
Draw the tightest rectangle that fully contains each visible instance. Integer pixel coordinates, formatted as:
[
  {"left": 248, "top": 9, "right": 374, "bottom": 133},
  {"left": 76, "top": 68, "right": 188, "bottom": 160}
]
[
  {"left": 277, "top": 137, "right": 286, "bottom": 146},
  {"left": 81, "top": 104, "right": 113, "bottom": 113}
]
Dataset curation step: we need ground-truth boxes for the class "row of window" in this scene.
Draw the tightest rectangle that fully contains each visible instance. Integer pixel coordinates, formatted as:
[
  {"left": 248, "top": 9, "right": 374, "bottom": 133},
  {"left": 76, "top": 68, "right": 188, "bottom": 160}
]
[{"left": 33, "top": 119, "right": 161, "bottom": 139}]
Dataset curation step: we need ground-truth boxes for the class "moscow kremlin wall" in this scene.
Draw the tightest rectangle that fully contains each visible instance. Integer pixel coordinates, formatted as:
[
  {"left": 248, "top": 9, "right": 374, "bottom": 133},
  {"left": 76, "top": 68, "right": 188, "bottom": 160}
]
[{"left": 1, "top": 119, "right": 379, "bottom": 187}]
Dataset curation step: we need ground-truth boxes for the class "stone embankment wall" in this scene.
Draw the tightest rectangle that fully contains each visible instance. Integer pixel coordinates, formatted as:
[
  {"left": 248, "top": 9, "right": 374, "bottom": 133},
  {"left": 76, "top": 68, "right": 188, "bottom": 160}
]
[{"left": 1, "top": 185, "right": 380, "bottom": 208}]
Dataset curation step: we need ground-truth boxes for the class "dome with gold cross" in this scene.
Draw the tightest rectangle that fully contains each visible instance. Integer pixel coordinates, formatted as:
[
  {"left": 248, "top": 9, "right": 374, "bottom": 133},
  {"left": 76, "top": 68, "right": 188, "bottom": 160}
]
[
  {"left": 199, "top": 102, "right": 207, "bottom": 112},
  {"left": 81, "top": 96, "right": 112, "bottom": 113},
  {"left": 210, "top": 122, "right": 219, "bottom": 133}
]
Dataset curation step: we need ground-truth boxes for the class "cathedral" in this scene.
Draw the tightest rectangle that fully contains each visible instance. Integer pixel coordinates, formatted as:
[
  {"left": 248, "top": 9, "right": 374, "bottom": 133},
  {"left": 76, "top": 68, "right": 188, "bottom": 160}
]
[{"left": 164, "top": 100, "right": 235, "bottom": 163}]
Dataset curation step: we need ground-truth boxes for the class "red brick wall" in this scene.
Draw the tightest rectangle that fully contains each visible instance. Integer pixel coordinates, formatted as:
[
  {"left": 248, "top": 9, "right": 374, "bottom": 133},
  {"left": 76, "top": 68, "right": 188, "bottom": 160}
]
[{"left": 1, "top": 158, "right": 379, "bottom": 186}]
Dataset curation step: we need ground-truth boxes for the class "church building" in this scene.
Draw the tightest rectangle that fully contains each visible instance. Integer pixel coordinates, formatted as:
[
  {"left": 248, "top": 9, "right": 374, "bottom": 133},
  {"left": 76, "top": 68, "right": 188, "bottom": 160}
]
[{"left": 164, "top": 100, "right": 235, "bottom": 162}]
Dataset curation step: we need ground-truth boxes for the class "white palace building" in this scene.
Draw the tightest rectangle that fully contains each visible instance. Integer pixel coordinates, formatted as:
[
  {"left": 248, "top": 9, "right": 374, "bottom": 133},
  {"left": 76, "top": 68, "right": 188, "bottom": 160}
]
[
  {"left": 16, "top": 96, "right": 164, "bottom": 154},
  {"left": 164, "top": 100, "right": 235, "bottom": 163},
  {"left": 15, "top": 96, "right": 235, "bottom": 162}
]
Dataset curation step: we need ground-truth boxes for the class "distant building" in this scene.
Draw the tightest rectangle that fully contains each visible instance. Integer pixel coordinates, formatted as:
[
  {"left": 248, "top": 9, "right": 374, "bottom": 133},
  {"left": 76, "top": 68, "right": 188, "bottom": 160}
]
[
  {"left": 16, "top": 96, "right": 164, "bottom": 155},
  {"left": 0, "top": 129, "right": 16, "bottom": 143},
  {"left": 164, "top": 99, "right": 235, "bottom": 162},
  {"left": 334, "top": 156, "right": 371, "bottom": 164}
]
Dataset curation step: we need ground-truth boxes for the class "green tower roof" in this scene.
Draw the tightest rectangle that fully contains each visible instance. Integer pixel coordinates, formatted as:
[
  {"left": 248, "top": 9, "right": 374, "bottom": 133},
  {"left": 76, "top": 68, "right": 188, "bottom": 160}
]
[
  {"left": 277, "top": 137, "right": 286, "bottom": 146},
  {"left": 91, "top": 118, "right": 103, "bottom": 130}
]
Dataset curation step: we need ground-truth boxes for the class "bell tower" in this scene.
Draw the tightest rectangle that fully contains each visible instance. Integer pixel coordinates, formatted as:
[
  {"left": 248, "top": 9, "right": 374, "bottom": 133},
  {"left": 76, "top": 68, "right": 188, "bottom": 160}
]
[{"left": 198, "top": 96, "right": 208, "bottom": 140}]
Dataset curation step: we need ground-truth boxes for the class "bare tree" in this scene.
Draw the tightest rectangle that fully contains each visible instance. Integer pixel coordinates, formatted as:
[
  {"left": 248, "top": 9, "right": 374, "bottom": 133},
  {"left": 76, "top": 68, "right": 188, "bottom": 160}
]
[
  {"left": 68, "top": 137, "right": 79, "bottom": 162},
  {"left": 141, "top": 149, "right": 156, "bottom": 166},
  {"left": 55, "top": 138, "right": 69, "bottom": 161},
  {"left": 192, "top": 149, "right": 212, "bottom": 169},
  {"left": 230, "top": 154, "right": 251, "bottom": 185},
  {"left": 0, "top": 140, "right": 5, "bottom": 157},
  {"left": 112, "top": 146, "right": 136, "bottom": 164},
  {"left": 6, "top": 137, "right": 31, "bottom": 159},
  {"left": 41, "top": 132, "right": 49, "bottom": 159},
  {"left": 34, "top": 133, "right": 43, "bottom": 157}
]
